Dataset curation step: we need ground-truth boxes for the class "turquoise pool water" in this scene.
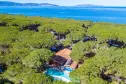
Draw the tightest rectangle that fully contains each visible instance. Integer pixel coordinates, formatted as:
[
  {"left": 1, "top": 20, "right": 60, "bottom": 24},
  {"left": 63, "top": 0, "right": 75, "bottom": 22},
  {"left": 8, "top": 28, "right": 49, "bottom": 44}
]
[
  {"left": 64, "top": 67, "right": 73, "bottom": 71},
  {"left": 45, "top": 68, "right": 72, "bottom": 82}
]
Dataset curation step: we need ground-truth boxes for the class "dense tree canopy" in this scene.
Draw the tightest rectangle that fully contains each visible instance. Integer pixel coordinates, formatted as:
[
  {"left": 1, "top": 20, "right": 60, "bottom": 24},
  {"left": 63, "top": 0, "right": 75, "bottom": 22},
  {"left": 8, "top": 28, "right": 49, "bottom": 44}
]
[
  {"left": 22, "top": 49, "right": 53, "bottom": 68},
  {"left": 0, "top": 14, "right": 126, "bottom": 84}
]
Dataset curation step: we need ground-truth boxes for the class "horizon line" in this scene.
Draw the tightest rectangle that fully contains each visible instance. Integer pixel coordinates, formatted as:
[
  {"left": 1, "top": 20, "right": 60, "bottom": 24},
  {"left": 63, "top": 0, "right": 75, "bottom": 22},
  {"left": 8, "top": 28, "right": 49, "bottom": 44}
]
[{"left": 0, "top": 1, "right": 126, "bottom": 7}]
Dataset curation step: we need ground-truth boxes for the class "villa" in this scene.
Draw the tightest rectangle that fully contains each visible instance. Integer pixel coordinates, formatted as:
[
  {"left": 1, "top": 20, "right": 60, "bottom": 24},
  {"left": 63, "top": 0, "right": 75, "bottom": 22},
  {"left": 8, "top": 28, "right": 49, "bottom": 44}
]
[
  {"left": 45, "top": 48, "right": 78, "bottom": 82},
  {"left": 49, "top": 48, "right": 78, "bottom": 69}
]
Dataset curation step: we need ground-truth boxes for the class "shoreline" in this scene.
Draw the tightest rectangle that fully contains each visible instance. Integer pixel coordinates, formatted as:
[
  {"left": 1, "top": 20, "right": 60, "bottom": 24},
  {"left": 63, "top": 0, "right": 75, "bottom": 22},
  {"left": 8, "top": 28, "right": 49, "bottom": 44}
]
[{"left": 0, "top": 13, "right": 126, "bottom": 25}]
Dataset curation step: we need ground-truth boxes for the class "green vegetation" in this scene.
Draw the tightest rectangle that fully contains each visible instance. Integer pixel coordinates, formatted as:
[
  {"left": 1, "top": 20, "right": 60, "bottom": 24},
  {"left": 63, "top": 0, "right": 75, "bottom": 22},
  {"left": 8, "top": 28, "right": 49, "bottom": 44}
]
[{"left": 0, "top": 14, "right": 126, "bottom": 84}]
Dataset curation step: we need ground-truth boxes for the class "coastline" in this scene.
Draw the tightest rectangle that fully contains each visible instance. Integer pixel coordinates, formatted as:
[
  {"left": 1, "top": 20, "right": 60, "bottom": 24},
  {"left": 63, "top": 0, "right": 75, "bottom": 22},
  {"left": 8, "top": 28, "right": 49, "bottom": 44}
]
[
  {"left": 0, "top": 6, "right": 126, "bottom": 24},
  {"left": 0, "top": 13, "right": 126, "bottom": 25}
]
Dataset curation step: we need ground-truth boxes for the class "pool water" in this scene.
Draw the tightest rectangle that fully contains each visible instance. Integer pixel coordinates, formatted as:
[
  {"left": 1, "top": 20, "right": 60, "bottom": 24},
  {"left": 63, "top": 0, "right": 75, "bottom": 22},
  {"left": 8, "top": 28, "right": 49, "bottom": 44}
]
[
  {"left": 45, "top": 68, "right": 72, "bottom": 82},
  {"left": 64, "top": 67, "right": 73, "bottom": 71}
]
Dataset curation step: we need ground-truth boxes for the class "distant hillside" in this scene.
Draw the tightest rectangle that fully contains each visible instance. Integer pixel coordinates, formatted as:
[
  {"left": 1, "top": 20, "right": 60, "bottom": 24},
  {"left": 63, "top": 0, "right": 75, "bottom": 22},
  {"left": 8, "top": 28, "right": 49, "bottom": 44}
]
[
  {"left": 75, "top": 4, "right": 104, "bottom": 7},
  {"left": 0, "top": 1, "right": 58, "bottom": 6}
]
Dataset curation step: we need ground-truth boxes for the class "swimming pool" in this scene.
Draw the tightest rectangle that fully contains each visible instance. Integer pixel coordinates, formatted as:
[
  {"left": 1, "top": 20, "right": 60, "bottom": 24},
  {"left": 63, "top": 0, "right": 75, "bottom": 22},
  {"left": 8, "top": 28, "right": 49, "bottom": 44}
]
[{"left": 45, "top": 68, "right": 72, "bottom": 82}]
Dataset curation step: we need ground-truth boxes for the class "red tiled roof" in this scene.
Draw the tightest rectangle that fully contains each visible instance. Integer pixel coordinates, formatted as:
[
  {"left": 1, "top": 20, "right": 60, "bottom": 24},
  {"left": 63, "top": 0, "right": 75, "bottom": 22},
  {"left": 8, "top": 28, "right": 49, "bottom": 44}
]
[
  {"left": 54, "top": 48, "right": 78, "bottom": 69},
  {"left": 55, "top": 48, "right": 71, "bottom": 59}
]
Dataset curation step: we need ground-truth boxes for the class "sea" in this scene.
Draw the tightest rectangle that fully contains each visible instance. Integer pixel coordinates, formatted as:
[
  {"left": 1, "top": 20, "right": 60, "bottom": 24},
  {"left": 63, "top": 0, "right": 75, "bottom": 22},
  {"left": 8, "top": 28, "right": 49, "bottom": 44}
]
[{"left": 0, "top": 6, "right": 126, "bottom": 24}]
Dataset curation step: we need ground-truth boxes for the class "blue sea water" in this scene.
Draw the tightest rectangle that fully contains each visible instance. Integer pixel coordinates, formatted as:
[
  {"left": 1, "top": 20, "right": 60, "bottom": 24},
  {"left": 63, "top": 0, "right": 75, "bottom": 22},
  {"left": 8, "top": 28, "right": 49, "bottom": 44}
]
[{"left": 0, "top": 6, "right": 126, "bottom": 24}]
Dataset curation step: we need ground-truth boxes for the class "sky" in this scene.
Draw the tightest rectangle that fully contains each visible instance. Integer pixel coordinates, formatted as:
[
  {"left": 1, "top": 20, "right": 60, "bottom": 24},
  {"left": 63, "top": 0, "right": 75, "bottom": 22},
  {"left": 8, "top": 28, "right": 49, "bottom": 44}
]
[{"left": 0, "top": 0, "right": 126, "bottom": 6}]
